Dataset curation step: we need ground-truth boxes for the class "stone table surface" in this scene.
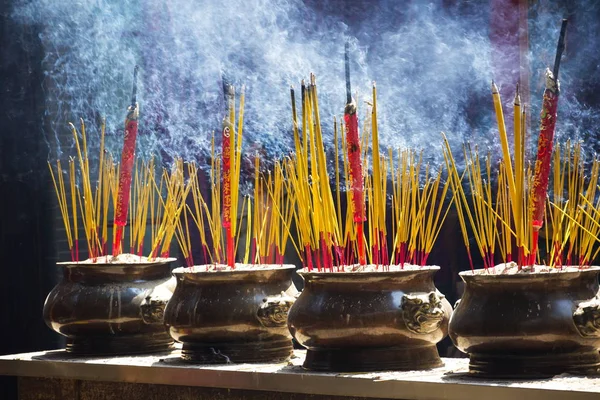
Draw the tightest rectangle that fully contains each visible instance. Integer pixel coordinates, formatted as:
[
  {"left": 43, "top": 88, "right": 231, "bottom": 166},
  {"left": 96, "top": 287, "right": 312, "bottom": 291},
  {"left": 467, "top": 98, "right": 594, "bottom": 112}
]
[{"left": 1, "top": 348, "right": 600, "bottom": 400}]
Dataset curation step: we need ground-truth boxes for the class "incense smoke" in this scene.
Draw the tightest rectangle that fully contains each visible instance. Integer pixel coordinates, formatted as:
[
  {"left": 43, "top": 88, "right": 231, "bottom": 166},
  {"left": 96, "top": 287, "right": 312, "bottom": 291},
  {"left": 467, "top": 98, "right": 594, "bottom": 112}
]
[{"left": 11, "top": 0, "right": 600, "bottom": 173}]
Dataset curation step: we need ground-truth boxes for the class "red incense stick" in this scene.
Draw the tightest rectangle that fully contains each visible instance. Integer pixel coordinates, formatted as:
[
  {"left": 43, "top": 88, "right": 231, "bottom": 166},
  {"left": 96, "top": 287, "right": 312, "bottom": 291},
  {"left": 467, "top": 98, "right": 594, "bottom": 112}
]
[
  {"left": 222, "top": 80, "right": 235, "bottom": 267},
  {"left": 530, "top": 19, "right": 567, "bottom": 265},
  {"left": 344, "top": 42, "right": 366, "bottom": 265},
  {"left": 113, "top": 65, "right": 139, "bottom": 256}
]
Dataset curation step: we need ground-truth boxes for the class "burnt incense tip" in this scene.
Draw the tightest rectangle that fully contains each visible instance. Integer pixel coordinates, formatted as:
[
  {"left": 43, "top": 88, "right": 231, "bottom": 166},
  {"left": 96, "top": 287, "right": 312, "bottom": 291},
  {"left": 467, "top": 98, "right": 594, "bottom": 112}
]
[
  {"left": 344, "top": 41, "right": 352, "bottom": 104},
  {"left": 514, "top": 83, "right": 521, "bottom": 105},
  {"left": 221, "top": 74, "right": 234, "bottom": 99},
  {"left": 553, "top": 19, "right": 568, "bottom": 80},
  {"left": 131, "top": 65, "right": 139, "bottom": 107}
]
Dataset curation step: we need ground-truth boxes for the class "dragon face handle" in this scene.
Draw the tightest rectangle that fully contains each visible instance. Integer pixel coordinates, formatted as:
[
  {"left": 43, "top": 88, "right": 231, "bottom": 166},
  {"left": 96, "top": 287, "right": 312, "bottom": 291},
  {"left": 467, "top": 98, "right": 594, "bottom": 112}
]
[
  {"left": 256, "top": 292, "right": 296, "bottom": 328},
  {"left": 401, "top": 291, "right": 446, "bottom": 334}
]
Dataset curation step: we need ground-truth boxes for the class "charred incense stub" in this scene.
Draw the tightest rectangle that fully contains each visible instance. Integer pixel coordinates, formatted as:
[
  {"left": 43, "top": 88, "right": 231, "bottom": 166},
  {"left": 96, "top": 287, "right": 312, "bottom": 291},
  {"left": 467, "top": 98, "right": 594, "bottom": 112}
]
[
  {"left": 574, "top": 296, "right": 600, "bottom": 337},
  {"left": 401, "top": 291, "right": 445, "bottom": 334},
  {"left": 256, "top": 292, "right": 296, "bottom": 327}
]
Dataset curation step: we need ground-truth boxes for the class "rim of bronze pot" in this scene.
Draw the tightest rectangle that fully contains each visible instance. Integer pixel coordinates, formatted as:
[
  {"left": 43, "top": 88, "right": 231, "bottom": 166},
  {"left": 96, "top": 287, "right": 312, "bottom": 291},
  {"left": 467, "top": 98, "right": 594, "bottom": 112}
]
[
  {"left": 298, "top": 265, "right": 440, "bottom": 276},
  {"left": 57, "top": 257, "right": 177, "bottom": 283},
  {"left": 297, "top": 266, "right": 441, "bottom": 287},
  {"left": 172, "top": 264, "right": 296, "bottom": 284},
  {"left": 459, "top": 265, "right": 600, "bottom": 285}
]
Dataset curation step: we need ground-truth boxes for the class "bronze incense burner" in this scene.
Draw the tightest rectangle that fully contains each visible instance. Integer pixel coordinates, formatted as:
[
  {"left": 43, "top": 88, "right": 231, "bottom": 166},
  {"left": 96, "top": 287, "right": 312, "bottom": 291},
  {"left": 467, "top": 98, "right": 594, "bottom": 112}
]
[
  {"left": 164, "top": 264, "right": 297, "bottom": 364},
  {"left": 287, "top": 266, "right": 452, "bottom": 372},
  {"left": 43, "top": 258, "right": 176, "bottom": 355},
  {"left": 449, "top": 267, "right": 600, "bottom": 378}
]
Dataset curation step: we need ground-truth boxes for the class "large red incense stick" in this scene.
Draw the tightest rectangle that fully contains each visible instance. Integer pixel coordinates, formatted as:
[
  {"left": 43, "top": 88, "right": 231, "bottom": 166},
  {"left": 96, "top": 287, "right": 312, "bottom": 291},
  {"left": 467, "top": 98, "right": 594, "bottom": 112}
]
[
  {"left": 530, "top": 19, "right": 567, "bottom": 265},
  {"left": 222, "top": 81, "right": 235, "bottom": 267},
  {"left": 113, "top": 66, "right": 139, "bottom": 256},
  {"left": 344, "top": 43, "right": 366, "bottom": 265}
]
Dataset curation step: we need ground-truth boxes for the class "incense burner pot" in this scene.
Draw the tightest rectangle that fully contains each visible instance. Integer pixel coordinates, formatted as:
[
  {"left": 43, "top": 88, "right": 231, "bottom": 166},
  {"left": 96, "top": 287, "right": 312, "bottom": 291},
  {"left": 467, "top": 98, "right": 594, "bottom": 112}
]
[
  {"left": 164, "top": 264, "right": 297, "bottom": 364},
  {"left": 449, "top": 266, "right": 600, "bottom": 378},
  {"left": 43, "top": 258, "right": 176, "bottom": 355},
  {"left": 287, "top": 266, "right": 452, "bottom": 372}
]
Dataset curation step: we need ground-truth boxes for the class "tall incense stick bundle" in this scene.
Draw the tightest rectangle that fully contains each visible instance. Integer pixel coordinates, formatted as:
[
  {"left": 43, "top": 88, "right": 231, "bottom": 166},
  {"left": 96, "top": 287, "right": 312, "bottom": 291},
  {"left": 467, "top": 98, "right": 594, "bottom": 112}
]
[
  {"left": 446, "top": 83, "right": 600, "bottom": 269},
  {"left": 344, "top": 43, "right": 367, "bottom": 266},
  {"left": 50, "top": 117, "right": 182, "bottom": 262},
  {"left": 530, "top": 19, "right": 568, "bottom": 264},
  {"left": 287, "top": 74, "right": 451, "bottom": 271},
  {"left": 221, "top": 81, "right": 245, "bottom": 267},
  {"left": 149, "top": 159, "right": 190, "bottom": 259},
  {"left": 113, "top": 66, "right": 140, "bottom": 255},
  {"left": 179, "top": 157, "right": 296, "bottom": 267},
  {"left": 390, "top": 148, "right": 452, "bottom": 268},
  {"left": 286, "top": 76, "right": 342, "bottom": 271},
  {"left": 547, "top": 142, "right": 600, "bottom": 267}
]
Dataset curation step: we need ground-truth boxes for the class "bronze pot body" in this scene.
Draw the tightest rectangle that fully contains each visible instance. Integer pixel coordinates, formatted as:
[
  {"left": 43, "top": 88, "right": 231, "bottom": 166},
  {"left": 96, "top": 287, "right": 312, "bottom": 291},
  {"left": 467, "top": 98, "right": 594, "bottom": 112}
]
[
  {"left": 287, "top": 267, "right": 452, "bottom": 372},
  {"left": 164, "top": 265, "right": 297, "bottom": 363},
  {"left": 43, "top": 259, "right": 176, "bottom": 355},
  {"left": 449, "top": 267, "right": 600, "bottom": 377}
]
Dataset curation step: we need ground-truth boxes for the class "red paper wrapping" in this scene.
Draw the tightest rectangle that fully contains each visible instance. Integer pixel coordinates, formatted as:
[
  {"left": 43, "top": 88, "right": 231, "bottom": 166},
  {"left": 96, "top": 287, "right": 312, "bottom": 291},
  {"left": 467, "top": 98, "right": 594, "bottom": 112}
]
[
  {"left": 344, "top": 101, "right": 365, "bottom": 223},
  {"left": 222, "top": 125, "right": 232, "bottom": 228},
  {"left": 113, "top": 103, "right": 139, "bottom": 254},
  {"left": 531, "top": 69, "right": 559, "bottom": 229}
]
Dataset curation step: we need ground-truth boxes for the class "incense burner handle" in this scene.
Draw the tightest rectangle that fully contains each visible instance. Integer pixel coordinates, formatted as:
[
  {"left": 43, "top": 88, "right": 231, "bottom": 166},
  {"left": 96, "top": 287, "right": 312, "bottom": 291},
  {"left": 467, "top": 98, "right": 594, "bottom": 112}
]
[
  {"left": 141, "top": 276, "right": 176, "bottom": 324},
  {"left": 574, "top": 296, "right": 600, "bottom": 337},
  {"left": 256, "top": 292, "right": 296, "bottom": 328},
  {"left": 400, "top": 291, "right": 446, "bottom": 334}
]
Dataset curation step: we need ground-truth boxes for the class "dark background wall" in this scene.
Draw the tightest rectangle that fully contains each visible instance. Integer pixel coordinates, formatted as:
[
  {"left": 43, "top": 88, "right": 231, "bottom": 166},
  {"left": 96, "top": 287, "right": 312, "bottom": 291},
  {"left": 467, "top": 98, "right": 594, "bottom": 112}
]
[{"left": 0, "top": 1, "right": 63, "bottom": 398}]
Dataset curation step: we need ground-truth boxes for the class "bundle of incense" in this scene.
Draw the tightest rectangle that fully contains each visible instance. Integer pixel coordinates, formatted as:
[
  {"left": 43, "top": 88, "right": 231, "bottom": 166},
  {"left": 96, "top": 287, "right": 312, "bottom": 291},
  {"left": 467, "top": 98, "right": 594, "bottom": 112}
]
[
  {"left": 48, "top": 118, "right": 107, "bottom": 261},
  {"left": 49, "top": 118, "right": 184, "bottom": 262},
  {"left": 344, "top": 42, "right": 367, "bottom": 265},
  {"left": 445, "top": 134, "right": 600, "bottom": 270},
  {"left": 547, "top": 142, "right": 600, "bottom": 268},
  {"left": 443, "top": 137, "right": 521, "bottom": 271},
  {"left": 149, "top": 159, "right": 191, "bottom": 260},
  {"left": 369, "top": 82, "right": 389, "bottom": 267},
  {"left": 444, "top": 47, "right": 600, "bottom": 271},
  {"left": 113, "top": 66, "right": 140, "bottom": 255},
  {"left": 254, "top": 157, "right": 297, "bottom": 264},
  {"left": 221, "top": 81, "right": 245, "bottom": 267},
  {"left": 287, "top": 75, "right": 452, "bottom": 272},
  {"left": 389, "top": 148, "right": 453, "bottom": 268},
  {"left": 530, "top": 19, "right": 568, "bottom": 264},
  {"left": 177, "top": 155, "right": 297, "bottom": 268},
  {"left": 287, "top": 76, "right": 341, "bottom": 271}
]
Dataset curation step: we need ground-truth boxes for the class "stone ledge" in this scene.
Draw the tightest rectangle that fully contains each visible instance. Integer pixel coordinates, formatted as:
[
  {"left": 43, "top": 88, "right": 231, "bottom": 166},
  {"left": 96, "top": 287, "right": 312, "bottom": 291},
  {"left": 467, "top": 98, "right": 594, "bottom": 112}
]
[{"left": 1, "top": 348, "right": 599, "bottom": 400}]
